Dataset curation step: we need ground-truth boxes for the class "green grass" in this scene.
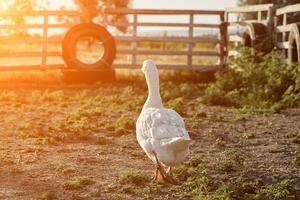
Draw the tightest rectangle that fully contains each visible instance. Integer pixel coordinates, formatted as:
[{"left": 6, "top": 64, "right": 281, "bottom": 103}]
[
  {"left": 219, "top": 149, "right": 246, "bottom": 172},
  {"left": 119, "top": 169, "right": 148, "bottom": 186},
  {"left": 287, "top": 132, "right": 300, "bottom": 144},
  {"left": 254, "top": 180, "right": 293, "bottom": 200},
  {"left": 292, "top": 151, "right": 300, "bottom": 167},
  {"left": 114, "top": 115, "right": 135, "bottom": 135},
  {"left": 62, "top": 176, "right": 94, "bottom": 190}
]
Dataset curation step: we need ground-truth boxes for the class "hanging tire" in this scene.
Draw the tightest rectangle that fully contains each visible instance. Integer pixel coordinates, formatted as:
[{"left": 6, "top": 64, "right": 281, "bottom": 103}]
[
  {"left": 242, "top": 22, "right": 272, "bottom": 53},
  {"left": 62, "top": 23, "right": 116, "bottom": 69},
  {"left": 288, "top": 23, "right": 300, "bottom": 64}
]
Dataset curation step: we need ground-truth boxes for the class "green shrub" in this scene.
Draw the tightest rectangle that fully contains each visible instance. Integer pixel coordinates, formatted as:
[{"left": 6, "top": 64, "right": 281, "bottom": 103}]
[
  {"left": 201, "top": 48, "right": 300, "bottom": 111},
  {"left": 254, "top": 180, "right": 293, "bottom": 200},
  {"left": 193, "top": 183, "right": 233, "bottom": 200}
]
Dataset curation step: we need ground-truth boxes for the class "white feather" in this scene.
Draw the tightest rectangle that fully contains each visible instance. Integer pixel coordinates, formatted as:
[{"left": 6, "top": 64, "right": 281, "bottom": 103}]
[{"left": 136, "top": 60, "right": 191, "bottom": 167}]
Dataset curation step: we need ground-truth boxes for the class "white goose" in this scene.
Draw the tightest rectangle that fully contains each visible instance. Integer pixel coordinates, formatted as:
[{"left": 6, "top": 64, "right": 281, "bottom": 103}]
[{"left": 136, "top": 60, "right": 191, "bottom": 183}]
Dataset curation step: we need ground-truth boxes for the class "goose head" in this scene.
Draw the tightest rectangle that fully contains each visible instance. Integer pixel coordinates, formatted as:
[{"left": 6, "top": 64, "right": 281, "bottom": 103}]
[{"left": 141, "top": 60, "right": 158, "bottom": 75}]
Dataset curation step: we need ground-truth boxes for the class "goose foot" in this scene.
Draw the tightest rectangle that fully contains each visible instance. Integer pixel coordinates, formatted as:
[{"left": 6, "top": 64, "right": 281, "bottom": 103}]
[{"left": 152, "top": 153, "right": 178, "bottom": 184}]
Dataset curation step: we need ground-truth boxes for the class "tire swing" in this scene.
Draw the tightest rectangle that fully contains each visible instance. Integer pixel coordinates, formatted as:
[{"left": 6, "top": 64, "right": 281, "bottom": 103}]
[
  {"left": 61, "top": 23, "right": 116, "bottom": 83},
  {"left": 242, "top": 22, "right": 272, "bottom": 54},
  {"left": 288, "top": 24, "right": 300, "bottom": 64}
]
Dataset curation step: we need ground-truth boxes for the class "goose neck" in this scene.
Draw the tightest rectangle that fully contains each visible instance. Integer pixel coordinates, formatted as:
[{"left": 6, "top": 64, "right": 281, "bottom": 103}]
[{"left": 144, "top": 71, "right": 163, "bottom": 109}]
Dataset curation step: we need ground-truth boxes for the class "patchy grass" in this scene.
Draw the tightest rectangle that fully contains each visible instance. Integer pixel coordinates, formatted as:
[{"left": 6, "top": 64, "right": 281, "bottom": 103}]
[
  {"left": 62, "top": 176, "right": 94, "bottom": 190},
  {"left": 165, "top": 97, "right": 185, "bottom": 115},
  {"left": 218, "top": 149, "right": 246, "bottom": 172},
  {"left": 0, "top": 67, "right": 298, "bottom": 199},
  {"left": 292, "top": 151, "right": 300, "bottom": 167},
  {"left": 287, "top": 132, "right": 300, "bottom": 144},
  {"left": 119, "top": 169, "right": 148, "bottom": 186},
  {"left": 114, "top": 115, "right": 135, "bottom": 135},
  {"left": 41, "top": 190, "right": 57, "bottom": 200},
  {"left": 254, "top": 180, "right": 294, "bottom": 200}
]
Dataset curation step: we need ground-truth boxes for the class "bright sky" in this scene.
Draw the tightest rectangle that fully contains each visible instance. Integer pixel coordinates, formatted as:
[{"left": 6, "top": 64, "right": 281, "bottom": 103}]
[
  {"left": 0, "top": 0, "right": 238, "bottom": 35},
  {"left": 0, "top": 0, "right": 237, "bottom": 12},
  {"left": 47, "top": 0, "right": 237, "bottom": 10}
]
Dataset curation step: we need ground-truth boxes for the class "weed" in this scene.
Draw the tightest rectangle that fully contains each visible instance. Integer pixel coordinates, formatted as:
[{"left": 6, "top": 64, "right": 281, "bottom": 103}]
[
  {"left": 254, "top": 180, "right": 294, "bottom": 200},
  {"left": 119, "top": 169, "right": 148, "bottom": 185},
  {"left": 58, "top": 112, "right": 90, "bottom": 134},
  {"left": 96, "top": 136, "right": 113, "bottom": 145},
  {"left": 62, "top": 176, "right": 94, "bottom": 190},
  {"left": 214, "top": 138, "right": 226, "bottom": 147},
  {"left": 188, "top": 155, "right": 206, "bottom": 169},
  {"left": 201, "top": 48, "right": 300, "bottom": 112},
  {"left": 40, "top": 90, "right": 65, "bottom": 102},
  {"left": 219, "top": 149, "right": 246, "bottom": 172},
  {"left": 241, "top": 132, "right": 255, "bottom": 139},
  {"left": 114, "top": 115, "right": 135, "bottom": 135},
  {"left": 291, "top": 151, "right": 300, "bottom": 167},
  {"left": 41, "top": 190, "right": 57, "bottom": 200},
  {"left": 165, "top": 97, "right": 185, "bottom": 115},
  {"left": 287, "top": 132, "right": 300, "bottom": 144},
  {"left": 193, "top": 183, "right": 233, "bottom": 200},
  {"left": 0, "top": 91, "right": 17, "bottom": 102}
]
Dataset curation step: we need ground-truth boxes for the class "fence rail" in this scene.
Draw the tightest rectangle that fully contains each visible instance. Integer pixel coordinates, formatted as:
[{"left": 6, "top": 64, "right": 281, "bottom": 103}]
[
  {"left": 225, "top": 3, "right": 274, "bottom": 47},
  {"left": 0, "top": 8, "right": 226, "bottom": 72}
]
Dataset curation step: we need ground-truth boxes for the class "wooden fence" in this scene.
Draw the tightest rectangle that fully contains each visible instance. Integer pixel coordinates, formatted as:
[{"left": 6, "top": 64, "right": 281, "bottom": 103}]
[
  {"left": 0, "top": 8, "right": 227, "bottom": 72},
  {"left": 275, "top": 3, "right": 300, "bottom": 63},
  {"left": 225, "top": 4, "right": 273, "bottom": 46},
  {"left": 0, "top": 10, "right": 79, "bottom": 71},
  {"left": 226, "top": 3, "right": 300, "bottom": 64}
]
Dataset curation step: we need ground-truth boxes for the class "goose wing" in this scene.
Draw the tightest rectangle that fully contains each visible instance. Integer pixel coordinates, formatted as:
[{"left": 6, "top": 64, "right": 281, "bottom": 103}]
[{"left": 136, "top": 107, "right": 190, "bottom": 160}]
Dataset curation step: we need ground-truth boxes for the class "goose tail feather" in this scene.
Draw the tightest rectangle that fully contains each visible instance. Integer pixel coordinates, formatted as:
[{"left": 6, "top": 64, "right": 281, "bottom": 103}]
[{"left": 161, "top": 137, "right": 191, "bottom": 152}]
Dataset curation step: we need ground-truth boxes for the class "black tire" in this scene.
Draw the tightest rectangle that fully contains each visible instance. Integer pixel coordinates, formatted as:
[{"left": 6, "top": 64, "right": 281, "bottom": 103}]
[
  {"left": 62, "top": 23, "right": 116, "bottom": 69},
  {"left": 243, "top": 23, "right": 272, "bottom": 53}
]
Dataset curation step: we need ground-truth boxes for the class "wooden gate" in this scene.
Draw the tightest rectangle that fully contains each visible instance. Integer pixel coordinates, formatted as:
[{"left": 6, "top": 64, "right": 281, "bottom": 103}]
[{"left": 0, "top": 8, "right": 227, "bottom": 72}]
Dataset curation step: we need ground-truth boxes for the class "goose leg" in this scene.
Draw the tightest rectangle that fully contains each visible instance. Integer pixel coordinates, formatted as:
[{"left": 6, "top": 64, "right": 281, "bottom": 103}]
[{"left": 152, "top": 152, "right": 167, "bottom": 182}]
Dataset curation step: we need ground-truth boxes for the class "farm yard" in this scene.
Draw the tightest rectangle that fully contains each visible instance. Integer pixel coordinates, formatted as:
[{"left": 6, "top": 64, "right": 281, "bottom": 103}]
[
  {"left": 0, "top": 67, "right": 299, "bottom": 200},
  {"left": 0, "top": 0, "right": 300, "bottom": 199}
]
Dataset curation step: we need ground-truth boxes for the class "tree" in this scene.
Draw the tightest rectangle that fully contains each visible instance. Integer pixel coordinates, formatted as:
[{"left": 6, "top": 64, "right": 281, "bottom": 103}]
[
  {"left": 74, "top": 0, "right": 131, "bottom": 33},
  {"left": 5, "top": 0, "right": 34, "bottom": 36}
]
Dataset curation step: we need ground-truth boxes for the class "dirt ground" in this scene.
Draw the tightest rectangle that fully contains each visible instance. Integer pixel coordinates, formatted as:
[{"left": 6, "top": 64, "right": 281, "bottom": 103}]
[{"left": 0, "top": 82, "right": 299, "bottom": 200}]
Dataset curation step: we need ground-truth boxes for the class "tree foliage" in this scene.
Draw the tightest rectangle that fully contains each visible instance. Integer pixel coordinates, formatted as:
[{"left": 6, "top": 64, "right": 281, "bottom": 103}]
[
  {"left": 74, "top": 0, "right": 131, "bottom": 33},
  {"left": 3, "top": 0, "right": 34, "bottom": 36}
]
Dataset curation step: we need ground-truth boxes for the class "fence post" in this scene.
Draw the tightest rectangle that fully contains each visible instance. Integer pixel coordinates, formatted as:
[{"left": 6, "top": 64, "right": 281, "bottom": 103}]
[
  {"left": 41, "top": 14, "right": 48, "bottom": 68},
  {"left": 258, "top": 11, "right": 262, "bottom": 21},
  {"left": 132, "top": 14, "right": 138, "bottom": 67},
  {"left": 188, "top": 14, "right": 194, "bottom": 67},
  {"left": 219, "top": 13, "right": 227, "bottom": 69}
]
